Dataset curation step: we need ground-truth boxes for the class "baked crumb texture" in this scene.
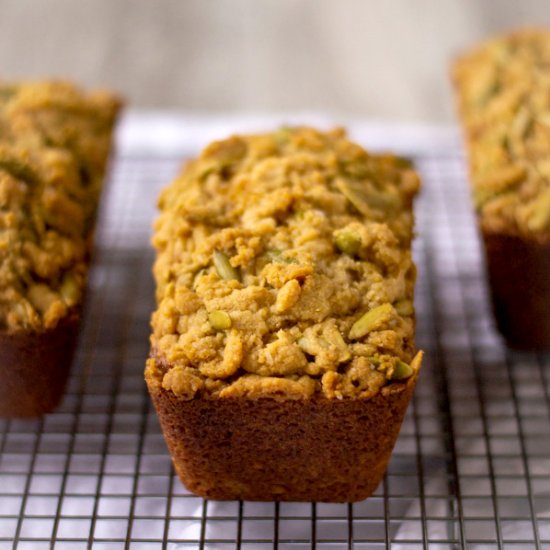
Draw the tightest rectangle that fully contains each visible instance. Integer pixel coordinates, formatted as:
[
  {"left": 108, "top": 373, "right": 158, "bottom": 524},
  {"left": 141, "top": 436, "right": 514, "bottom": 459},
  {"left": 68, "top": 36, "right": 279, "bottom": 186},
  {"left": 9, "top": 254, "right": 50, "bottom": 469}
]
[
  {"left": 453, "top": 28, "right": 550, "bottom": 240},
  {"left": 454, "top": 29, "right": 550, "bottom": 350},
  {"left": 149, "top": 127, "right": 422, "bottom": 401},
  {"left": 0, "top": 81, "right": 121, "bottom": 417},
  {"left": 0, "top": 81, "right": 121, "bottom": 332},
  {"left": 147, "top": 127, "right": 423, "bottom": 502}
]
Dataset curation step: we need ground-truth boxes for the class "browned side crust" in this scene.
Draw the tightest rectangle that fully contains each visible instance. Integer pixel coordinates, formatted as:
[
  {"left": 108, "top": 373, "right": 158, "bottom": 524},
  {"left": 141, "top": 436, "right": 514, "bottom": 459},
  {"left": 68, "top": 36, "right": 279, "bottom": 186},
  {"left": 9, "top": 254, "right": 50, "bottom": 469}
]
[
  {"left": 0, "top": 310, "right": 80, "bottom": 417},
  {"left": 482, "top": 230, "right": 550, "bottom": 350},
  {"left": 146, "top": 360, "right": 418, "bottom": 502}
]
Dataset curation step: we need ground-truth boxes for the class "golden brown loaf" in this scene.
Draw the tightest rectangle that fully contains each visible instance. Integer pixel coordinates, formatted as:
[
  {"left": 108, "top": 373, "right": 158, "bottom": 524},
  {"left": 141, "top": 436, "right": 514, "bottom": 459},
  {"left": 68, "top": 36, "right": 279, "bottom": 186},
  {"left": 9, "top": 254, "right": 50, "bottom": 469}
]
[
  {"left": 0, "top": 80, "right": 122, "bottom": 416},
  {"left": 453, "top": 29, "right": 550, "bottom": 349},
  {"left": 146, "top": 127, "right": 422, "bottom": 501}
]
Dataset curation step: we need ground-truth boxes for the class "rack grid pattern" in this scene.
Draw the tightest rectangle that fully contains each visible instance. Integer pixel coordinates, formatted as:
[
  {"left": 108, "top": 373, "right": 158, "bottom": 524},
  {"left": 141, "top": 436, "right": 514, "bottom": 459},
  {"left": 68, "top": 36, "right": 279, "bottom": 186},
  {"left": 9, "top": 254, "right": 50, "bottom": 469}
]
[{"left": 1, "top": 146, "right": 549, "bottom": 549}]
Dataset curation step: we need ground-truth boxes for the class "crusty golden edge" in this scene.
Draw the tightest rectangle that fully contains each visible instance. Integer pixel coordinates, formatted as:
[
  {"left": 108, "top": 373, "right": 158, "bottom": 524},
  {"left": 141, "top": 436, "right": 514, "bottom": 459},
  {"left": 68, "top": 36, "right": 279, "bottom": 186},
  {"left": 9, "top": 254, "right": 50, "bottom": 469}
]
[
  {"left": 481, "top": 230, "right": 550, "bottom": 350},
  {"left": 145, "top": 350, "right": 422, "bottom": 502},
  {"left": 0, "top": 308, "right": 80, "bottom": 417}
]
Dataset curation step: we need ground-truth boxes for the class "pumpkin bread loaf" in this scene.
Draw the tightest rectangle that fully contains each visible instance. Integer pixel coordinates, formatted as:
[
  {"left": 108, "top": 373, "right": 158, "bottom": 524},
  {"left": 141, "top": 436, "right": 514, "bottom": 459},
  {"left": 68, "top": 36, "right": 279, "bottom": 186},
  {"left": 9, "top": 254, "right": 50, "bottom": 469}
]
[
  {"left": 146, "top": 127, "right": 423, "bottom": 502},
  {"left": 0, "top": 81, "right": 122, "bottom": 417},
  {"left": 453, "top": 29, "right": 550, "bottom": 349}
]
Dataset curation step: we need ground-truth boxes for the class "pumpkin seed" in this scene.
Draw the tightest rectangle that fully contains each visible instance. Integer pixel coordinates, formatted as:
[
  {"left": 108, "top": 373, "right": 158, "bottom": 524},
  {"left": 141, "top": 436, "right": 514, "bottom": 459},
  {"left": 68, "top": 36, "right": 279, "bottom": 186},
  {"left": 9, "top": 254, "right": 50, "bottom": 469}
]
[
  {"left": 213, "top": 250, "right": 240, "bottom": 281},
  {"left": 59, "top": 273, "right": 80, "bottom": 306},
  {"left": 208, "top": 310, "right": 232, "bottom": 330},
  {"left": 391, "top": 360, "right": 413, "bottom": 380},
  {"left": 334, "top": 231, "right": 361, "bottom": 256},
  {"left": 334, "top": 179, "right": 370, "bottom": 216},
  {"left": 394, "top": 299, "right": 414, "bottom": 317},
  {"left": 349, "top": 303, "right": 394, "bottom": 340}
]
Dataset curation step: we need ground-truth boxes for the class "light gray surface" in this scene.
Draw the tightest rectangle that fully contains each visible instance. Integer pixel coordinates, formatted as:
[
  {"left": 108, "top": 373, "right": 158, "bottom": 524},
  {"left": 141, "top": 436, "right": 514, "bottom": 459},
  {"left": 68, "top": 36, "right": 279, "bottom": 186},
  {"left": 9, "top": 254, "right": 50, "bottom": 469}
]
[{"left": 1, "top": 0, "right": 549, "bottom": 122}]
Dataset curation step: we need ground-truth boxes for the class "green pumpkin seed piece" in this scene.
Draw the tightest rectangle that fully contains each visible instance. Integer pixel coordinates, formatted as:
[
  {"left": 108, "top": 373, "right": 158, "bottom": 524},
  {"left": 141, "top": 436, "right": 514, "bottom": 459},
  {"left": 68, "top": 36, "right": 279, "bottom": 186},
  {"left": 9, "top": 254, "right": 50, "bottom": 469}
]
[
  {"left": 349, "top": 303, "right": 394, "bottom": 340},
  {"left": 59, "top": 273, "right": 80, "bottom": 306},
  {"left": 391, "top": 360, "right": 413, "bottom": 380},
  {"left": 213, "top": 250, "right": 240, "bottom": 281},
  {"left": 208, "top": 310, "right": 232, "bottom": 330},
  {"left": 334, "top": 231, "right": 361, "bottom": 256},
  {"left": 394, "top": 299, "right": 414, "bottom": 317},
  {"left": 334, "top": 179, "right": 370, "bottom": 216},
  {"left": 327, "top": 329, "right": 351, "bottom": 362}
]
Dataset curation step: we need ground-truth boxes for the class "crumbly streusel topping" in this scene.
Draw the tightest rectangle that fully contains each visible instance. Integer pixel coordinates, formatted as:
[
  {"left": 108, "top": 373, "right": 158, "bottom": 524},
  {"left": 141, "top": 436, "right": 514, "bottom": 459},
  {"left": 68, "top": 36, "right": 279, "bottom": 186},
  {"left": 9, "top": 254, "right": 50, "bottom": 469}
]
[
  {"left": 148, "top": 127, "right": 422, "bottom": 400},
  {"left": 0, "top": 81, "right": 121, "bottom": 331},
  {"left": 453, "top": 29, "right": 550, "bottom": 240}
]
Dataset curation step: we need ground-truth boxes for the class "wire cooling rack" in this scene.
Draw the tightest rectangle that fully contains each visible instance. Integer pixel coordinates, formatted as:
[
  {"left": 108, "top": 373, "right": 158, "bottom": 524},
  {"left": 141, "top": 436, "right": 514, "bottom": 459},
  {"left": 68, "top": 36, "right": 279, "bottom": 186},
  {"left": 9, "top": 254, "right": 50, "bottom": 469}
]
[{"left": 1, "top": 120, "right": 550, "bottom": 549}]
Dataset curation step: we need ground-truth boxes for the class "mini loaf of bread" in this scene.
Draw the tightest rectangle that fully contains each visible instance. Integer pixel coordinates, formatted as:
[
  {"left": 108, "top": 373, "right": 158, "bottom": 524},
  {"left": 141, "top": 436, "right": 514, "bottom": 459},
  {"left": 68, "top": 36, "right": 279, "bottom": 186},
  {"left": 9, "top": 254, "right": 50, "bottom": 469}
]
[
  {"left": 0, "top": 81, "right": 122, "bottom": 417},
  {"left": 453, "top": 29, "right": 550, "bottom": 349},
  {"left": 146, "top": 127, "right": 422, "bottom": 502}
]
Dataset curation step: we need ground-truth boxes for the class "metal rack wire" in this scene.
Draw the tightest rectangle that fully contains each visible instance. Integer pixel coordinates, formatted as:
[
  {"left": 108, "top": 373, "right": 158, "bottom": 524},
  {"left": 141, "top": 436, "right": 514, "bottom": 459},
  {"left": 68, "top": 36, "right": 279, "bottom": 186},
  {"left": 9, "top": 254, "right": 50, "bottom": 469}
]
[{"left": 1, "top": 140, "right": 549, "bottom": 549}]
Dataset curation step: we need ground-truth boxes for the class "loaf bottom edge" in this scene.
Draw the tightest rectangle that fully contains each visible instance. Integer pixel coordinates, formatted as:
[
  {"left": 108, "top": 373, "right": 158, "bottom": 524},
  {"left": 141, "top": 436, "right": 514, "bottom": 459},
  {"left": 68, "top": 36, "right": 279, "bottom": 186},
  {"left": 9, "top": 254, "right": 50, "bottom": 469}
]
[
  {"left": 0, "top": 312, "right": 80, "bottom": 418},
  {"left": 147, "top": 371, "right": 417, "bottom": 502},
  {"left": 482, "top": 231, "right": 550, "bottom": 351}
]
